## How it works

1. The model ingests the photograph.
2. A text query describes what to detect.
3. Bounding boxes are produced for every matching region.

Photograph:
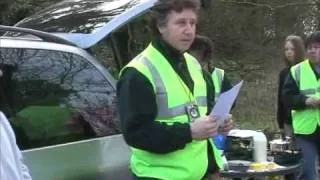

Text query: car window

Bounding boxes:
[0,48,119,150]
[90,39,120,79]
[90,11,153,78]
[126,13,153,58]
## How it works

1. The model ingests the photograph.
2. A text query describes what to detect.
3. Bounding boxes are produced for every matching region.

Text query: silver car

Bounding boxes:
[0,0,157,179]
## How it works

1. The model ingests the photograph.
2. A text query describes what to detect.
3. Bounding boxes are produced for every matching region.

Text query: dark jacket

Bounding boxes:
[277,67,292,129]
[117,37,218,179]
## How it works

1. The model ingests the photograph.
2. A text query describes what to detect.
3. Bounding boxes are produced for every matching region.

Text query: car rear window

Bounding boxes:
[15,0,141,34]
[0,48,120,150]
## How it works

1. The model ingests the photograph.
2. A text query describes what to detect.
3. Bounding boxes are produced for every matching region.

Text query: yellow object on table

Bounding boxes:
[249,162,283,172]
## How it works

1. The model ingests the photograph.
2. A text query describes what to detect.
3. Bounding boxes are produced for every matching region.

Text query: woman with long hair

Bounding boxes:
[277,35,305,137]
[277,35,305,180]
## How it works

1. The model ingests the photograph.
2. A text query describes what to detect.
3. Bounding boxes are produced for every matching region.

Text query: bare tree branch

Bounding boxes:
[219,0,320,10]
[276,2,320,9]
[218,0,273,10]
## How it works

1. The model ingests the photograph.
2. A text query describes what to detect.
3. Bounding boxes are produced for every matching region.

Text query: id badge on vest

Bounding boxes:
[185,104,200,122]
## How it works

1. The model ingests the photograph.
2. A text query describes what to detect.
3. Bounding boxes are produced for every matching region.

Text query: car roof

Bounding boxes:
[0,25,77,47]
[0,36,117,90]
[15,0,157,49]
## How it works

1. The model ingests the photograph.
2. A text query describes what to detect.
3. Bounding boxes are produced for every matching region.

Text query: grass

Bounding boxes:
[216,56,284,132]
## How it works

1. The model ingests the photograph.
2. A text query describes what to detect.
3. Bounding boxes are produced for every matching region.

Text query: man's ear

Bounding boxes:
[157,24,165,35]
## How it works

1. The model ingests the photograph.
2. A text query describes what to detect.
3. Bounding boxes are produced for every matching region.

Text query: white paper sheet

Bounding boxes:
[210,80,243,126]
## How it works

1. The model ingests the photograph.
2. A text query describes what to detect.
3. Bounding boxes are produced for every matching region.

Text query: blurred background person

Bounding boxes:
[189,35,236,159]
[189,35,234,104]
[282,31,320,180]
[277,35,305,180]
[277,35,305,139]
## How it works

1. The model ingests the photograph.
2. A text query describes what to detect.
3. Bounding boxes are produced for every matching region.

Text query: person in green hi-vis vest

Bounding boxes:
[188,35,236,168]
[282,32,320,180]
[117,0,234,179]
[188,35,234,106]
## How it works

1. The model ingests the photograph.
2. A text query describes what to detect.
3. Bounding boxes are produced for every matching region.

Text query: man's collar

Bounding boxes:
[151,37,185,66]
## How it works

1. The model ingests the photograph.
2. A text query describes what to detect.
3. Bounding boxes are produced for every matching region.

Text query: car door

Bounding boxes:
[0,39,132,180]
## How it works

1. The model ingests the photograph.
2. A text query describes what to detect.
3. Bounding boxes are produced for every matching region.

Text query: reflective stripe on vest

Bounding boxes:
[121,44,222,180]
[139,57,207,119]
[211,68,225,102]
[290,59,320,135]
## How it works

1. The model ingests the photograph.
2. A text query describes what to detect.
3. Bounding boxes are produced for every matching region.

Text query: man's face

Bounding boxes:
[307,42,320,64]
[158,9,197,52]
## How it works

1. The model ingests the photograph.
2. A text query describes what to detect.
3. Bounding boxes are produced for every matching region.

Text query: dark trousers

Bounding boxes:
[296,137,320,180]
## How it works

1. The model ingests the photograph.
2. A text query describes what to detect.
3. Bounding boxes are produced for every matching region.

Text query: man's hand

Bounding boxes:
[305,97,320,108]
[190,116,218,140]
[218,114,234,135]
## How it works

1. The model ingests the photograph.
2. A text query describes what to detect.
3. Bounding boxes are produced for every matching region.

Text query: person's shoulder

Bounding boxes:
[286,60,307,76]
[119,67,144,82]
[212,67,224,72]
[184,52,199,63]
[184,52,202,69]
[292,59,307,69]
[0,111,16,144]
[124,53,145,67]
[279,67,290,75]
[119,53,146,78]
[0,112,10,129]
[211,67,225,76]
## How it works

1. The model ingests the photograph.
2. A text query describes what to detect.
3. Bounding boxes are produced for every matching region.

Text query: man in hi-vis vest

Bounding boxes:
[117,0,234,179]
[282,32,320,180]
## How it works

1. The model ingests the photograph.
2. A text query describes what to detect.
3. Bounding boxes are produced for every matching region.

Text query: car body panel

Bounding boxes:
[0,37,130,179]
[23,134,132,180]
[1,0,160,179]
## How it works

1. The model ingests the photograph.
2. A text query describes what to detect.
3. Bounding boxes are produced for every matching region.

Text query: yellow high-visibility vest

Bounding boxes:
[211,67,225,102]
[290,59,320,134]
[120,44,223,180]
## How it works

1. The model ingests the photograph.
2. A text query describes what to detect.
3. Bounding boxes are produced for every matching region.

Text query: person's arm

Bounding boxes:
[221,73,237,109]
[276,70,286,129]
[202,69,215,114]
[282,72,308,110]
[19,151,32,180]
[221,74,233,93]
[0,112,32,180]
[117,68,192,154]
